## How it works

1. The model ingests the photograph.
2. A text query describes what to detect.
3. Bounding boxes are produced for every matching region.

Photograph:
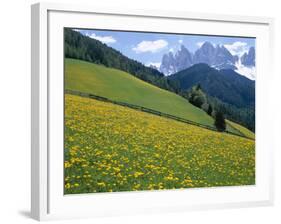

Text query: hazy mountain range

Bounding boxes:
[159,42,256,80]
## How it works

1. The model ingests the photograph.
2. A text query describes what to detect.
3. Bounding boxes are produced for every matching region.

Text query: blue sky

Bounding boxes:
[74,28,255,68]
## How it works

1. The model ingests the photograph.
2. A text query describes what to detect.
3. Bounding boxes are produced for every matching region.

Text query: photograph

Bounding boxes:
[63,28,255,195]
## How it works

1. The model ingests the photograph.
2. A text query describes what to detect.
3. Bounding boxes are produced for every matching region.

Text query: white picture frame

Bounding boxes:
[31,2,275,221]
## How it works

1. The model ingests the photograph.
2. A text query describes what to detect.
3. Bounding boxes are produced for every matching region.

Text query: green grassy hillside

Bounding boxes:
[226,120,255,139]
[65,58,215,127]
[64,94,255,194]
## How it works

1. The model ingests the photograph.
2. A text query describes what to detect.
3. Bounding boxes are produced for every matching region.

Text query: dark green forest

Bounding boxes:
[169,64,255,131]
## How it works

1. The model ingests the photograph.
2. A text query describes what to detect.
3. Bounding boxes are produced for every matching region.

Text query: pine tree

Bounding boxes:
[214,111,226,132]
[207,104,213,116]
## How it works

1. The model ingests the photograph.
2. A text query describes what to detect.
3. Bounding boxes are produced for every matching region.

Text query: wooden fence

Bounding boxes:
[65,89,253,140]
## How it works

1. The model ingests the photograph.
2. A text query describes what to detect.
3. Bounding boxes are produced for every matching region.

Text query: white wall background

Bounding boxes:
[0,0,279,223]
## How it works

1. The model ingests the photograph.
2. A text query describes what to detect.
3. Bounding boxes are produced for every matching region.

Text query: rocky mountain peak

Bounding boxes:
[241,47,255,67]
[159,42,255,80]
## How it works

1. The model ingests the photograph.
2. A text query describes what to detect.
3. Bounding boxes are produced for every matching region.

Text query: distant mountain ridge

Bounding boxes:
[160,45,193,75]
[160,42,256,79]
[168,63,255,130]
[193,42,237,70]
[168,63,255,108]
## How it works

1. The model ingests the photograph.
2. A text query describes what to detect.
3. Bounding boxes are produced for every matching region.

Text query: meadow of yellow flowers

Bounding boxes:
[64,94,255,194]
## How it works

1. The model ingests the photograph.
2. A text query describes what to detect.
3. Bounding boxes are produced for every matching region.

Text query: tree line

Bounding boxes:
[181,84,228,132]
[180,84,255,132]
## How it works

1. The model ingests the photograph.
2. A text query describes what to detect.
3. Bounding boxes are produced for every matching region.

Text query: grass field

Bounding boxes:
[226,120,255,139]
[65,58,215,127]
[64,94,255,194]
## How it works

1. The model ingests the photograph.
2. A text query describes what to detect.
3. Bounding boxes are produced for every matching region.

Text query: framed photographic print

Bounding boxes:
[31,2,274,221]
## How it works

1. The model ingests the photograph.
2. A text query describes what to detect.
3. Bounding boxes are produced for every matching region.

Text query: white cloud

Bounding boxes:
[132,39,168,53]
[145,62,161,69]
[85,32,116,44]
[224,41,249,57]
